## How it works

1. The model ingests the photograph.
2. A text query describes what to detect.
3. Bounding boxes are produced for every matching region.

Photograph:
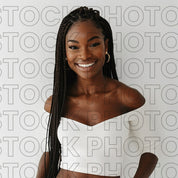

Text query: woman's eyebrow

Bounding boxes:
[87,36,101,42]
[67,39,79,43]
[67,36,102,43]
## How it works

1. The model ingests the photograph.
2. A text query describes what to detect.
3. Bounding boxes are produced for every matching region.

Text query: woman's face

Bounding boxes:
[65,20,108,80]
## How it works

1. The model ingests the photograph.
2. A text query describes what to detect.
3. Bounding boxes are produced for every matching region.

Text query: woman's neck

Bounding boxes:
[73,74,108,96]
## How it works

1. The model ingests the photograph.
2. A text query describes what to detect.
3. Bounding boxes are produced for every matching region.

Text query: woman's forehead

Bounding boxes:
[66,21,104,40]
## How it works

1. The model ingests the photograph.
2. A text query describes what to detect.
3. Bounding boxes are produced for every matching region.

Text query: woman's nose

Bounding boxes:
[79,47,90,60]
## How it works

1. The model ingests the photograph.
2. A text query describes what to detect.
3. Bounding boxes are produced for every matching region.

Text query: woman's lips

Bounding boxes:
[75,61,96,71]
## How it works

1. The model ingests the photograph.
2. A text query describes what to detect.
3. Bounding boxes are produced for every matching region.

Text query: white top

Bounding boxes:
[57,105,145,177]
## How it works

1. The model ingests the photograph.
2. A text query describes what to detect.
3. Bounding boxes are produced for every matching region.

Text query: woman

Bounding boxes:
[36,6,158,178]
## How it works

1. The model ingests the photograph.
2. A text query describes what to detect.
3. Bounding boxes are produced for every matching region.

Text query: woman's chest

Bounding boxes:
[62,94,127,126]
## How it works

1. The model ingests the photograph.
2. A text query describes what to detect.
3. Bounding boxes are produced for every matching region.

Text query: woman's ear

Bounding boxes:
[104,38,109,52]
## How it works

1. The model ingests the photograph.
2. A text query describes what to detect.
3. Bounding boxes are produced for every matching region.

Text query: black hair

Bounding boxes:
[45,6,118,178]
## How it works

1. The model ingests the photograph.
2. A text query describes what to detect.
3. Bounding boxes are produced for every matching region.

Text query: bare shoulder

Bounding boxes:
[44,95,53,113]
[107,79,145,110]
[117,81,145,109]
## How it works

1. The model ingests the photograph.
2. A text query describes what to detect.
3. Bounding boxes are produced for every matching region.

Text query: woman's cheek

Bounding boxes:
[66,51,78,61]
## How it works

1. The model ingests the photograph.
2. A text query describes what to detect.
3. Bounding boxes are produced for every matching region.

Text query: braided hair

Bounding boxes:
[45,6,118,178]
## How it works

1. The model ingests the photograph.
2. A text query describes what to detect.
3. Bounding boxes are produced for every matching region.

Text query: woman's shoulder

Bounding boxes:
[107,78,145,110]
[44,95,53,113]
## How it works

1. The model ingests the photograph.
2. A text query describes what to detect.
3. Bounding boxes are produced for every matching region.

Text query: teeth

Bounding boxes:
[78,62,95,67]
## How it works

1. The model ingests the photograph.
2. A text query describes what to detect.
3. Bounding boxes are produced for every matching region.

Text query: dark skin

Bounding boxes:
[36,20,158,178]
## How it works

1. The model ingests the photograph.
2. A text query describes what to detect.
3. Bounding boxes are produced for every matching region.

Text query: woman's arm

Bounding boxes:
[36,96,52,177]
[119,86,158,177]
[134,152,158,178]
[36,152,49,178]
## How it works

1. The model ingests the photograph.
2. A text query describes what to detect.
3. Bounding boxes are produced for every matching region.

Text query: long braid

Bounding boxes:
[45,6,119,178]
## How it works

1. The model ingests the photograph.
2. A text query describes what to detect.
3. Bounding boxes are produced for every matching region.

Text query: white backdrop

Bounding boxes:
[0,0,178,177]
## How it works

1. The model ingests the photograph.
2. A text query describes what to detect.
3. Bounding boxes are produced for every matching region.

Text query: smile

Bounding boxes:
[77,62,95,68]
[75,61,96,71]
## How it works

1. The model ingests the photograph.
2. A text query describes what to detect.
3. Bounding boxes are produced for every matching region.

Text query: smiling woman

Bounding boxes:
[36,6,158,178]
[65,20,108,79]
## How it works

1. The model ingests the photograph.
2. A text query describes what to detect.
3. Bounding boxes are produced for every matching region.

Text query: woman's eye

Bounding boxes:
[90,42,100,47]
[69,46,78,50]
